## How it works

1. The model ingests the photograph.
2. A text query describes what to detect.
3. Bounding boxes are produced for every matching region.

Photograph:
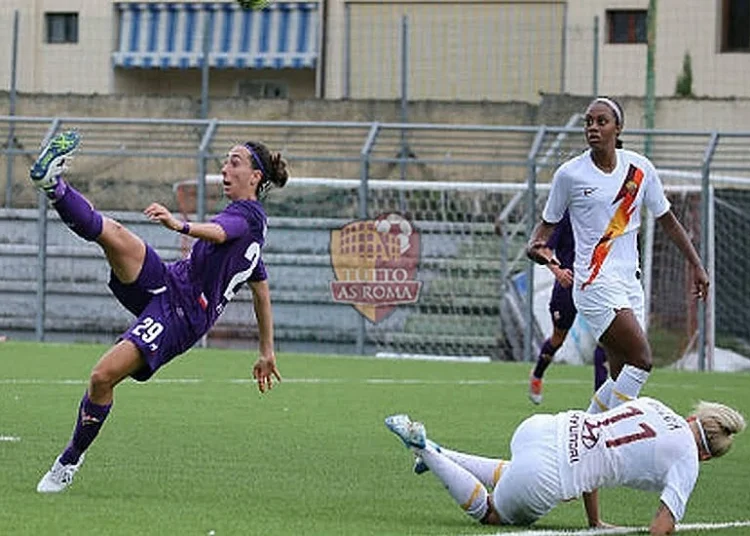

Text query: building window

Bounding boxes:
[722,0,750,51]
[45,13,78,44]
[238,81,289,99]
[606,10,647,44]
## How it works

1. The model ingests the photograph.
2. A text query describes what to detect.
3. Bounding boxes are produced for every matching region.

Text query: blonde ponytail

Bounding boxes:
[693,401,746,458]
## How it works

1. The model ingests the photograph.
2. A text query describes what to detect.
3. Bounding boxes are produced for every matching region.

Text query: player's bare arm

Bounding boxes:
[527,221,560,266]
[582,490,600,527]
[250,279,281,393]
[650,502,676,535]
[656,210,709,299]
[143,202,228,243]
[582,490,615,529]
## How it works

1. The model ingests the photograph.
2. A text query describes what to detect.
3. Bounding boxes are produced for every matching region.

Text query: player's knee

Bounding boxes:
[463,483,490,522]
[101,218,127,242]
[103,217,137,243]
[626,342,652,371]
[549,331,567,348]
[638,357,653,372]
[89,366,116,393]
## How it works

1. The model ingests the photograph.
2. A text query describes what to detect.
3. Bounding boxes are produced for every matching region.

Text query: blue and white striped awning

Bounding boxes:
[112,2,318,69]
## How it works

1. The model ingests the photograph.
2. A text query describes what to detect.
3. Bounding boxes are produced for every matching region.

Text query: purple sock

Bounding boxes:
[594,346,608,391]
[51,179,103,241]
[532,339,558,379]
[60,391,112,465]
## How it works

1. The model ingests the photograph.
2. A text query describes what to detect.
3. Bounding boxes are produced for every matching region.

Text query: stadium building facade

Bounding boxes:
[0,0,748,102]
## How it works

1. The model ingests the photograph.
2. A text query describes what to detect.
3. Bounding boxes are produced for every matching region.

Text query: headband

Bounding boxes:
[244,143,267,177]
[689,416,712,458]
[594,97,623,125]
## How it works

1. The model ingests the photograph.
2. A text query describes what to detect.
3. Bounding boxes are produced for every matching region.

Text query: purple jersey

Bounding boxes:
[174,200,268,328]
[109,200,269,382]
[546,210,574,270]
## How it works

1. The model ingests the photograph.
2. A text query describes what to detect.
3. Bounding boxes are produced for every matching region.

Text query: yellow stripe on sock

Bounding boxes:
[612,389,633,403]
[492,461,505,487]
[461,483,484,511]
[593,394,609,412]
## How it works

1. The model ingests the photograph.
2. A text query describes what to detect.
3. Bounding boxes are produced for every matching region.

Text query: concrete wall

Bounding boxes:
[7,91,750,132]
[113,69,317,100]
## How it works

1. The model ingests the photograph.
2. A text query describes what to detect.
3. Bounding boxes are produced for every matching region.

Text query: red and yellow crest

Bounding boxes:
[330,213,422,323]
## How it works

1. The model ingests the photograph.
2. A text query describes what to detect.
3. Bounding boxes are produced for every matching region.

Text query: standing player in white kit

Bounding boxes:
[527,97,709,415]
[385,397,744,534]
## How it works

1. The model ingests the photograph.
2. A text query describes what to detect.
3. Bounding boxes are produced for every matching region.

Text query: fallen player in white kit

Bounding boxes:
[385,397,744,535]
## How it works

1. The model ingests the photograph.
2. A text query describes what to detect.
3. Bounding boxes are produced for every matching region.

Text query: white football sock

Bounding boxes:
[419,446,489,521]
[610,364,649,408]
[587,377,614,414]
[437,446,507,489]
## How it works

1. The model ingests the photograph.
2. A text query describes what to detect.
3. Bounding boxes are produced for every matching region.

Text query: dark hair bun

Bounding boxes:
[269,152,289,188]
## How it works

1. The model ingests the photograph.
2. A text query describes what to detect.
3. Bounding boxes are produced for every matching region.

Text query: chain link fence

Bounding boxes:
[1,116,749,368]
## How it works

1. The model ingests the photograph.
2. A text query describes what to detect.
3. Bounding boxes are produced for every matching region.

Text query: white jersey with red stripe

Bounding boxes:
[557,397,699,521]
[542,149,670,290]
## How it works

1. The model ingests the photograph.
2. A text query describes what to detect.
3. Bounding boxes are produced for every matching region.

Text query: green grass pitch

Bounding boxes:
[0,341,748,535]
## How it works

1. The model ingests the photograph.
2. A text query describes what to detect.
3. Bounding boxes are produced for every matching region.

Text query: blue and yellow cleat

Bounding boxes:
[29,130,81,193]
[385,414,427,449]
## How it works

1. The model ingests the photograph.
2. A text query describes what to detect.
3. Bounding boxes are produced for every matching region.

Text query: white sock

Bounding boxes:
[419,446,489,521]
[610,364,650,408]
[587,378,614,414]
[437,446,507,490]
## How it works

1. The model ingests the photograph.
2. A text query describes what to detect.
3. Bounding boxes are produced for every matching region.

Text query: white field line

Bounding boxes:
[0,436,21,442]
[0,378,742,392]
[478,519,750,535]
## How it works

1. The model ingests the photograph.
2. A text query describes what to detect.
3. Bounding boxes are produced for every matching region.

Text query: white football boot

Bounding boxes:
[384,414,427,449]
[36,453,85,493]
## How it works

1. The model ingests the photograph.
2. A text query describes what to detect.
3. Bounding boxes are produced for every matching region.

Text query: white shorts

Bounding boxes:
[573,277,645,341]
[493,414,562,525]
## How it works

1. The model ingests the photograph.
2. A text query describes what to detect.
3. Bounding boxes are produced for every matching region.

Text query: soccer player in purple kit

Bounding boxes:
[529,210,608,404]
[29,130,288,493]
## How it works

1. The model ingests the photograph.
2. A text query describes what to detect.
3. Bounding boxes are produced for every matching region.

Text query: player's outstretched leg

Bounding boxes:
[29,130,103,242]
[384,415,491,522]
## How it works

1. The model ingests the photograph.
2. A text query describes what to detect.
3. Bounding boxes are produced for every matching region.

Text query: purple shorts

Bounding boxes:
[548,280,577,331]
[108,244,204,382]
